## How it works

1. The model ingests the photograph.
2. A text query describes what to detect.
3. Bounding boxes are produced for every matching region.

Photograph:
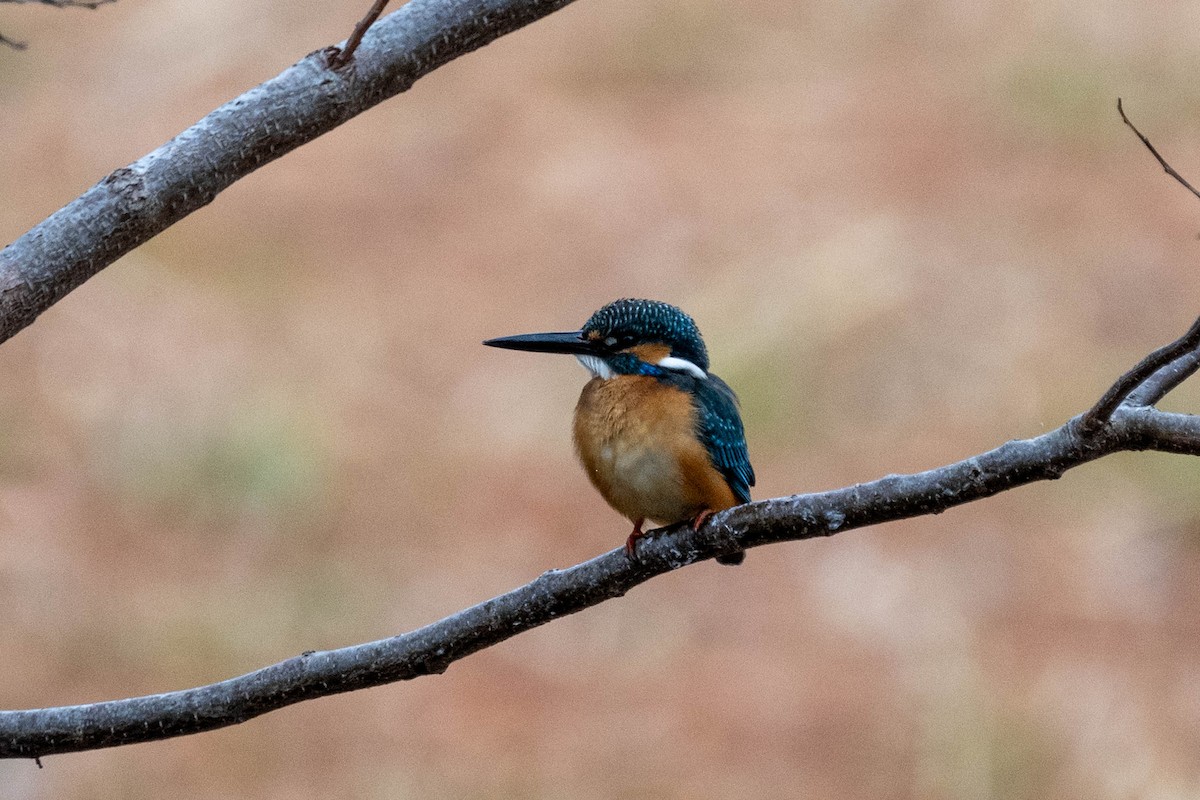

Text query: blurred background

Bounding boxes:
[2,0,1200,797]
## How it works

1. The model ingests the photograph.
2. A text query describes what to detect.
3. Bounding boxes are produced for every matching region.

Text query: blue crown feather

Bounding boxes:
[582,299,710,371]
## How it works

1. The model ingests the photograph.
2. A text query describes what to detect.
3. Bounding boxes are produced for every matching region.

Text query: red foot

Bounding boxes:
[624,518,646,559]
[691,509,715,531]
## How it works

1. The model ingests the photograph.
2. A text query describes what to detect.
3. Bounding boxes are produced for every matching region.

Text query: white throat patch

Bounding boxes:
[656,356,707,380]
[575,354,707,380]
[576,354,614,379]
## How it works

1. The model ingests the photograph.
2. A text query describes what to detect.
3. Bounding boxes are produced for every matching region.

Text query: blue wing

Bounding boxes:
[693,374,755,504]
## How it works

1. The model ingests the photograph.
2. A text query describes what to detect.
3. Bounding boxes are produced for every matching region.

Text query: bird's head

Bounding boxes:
[483,298,709,380]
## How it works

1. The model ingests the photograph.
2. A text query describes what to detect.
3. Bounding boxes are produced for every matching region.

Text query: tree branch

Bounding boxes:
[1077,101,1200,427]
[1117,98,1200,202]
[3,314,1200,759]
[1080,315,1200,432]
[1126,349,1200,408]
[0,0,579,344]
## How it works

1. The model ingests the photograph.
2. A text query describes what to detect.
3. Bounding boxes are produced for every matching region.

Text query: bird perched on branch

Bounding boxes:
[484,298,754,565]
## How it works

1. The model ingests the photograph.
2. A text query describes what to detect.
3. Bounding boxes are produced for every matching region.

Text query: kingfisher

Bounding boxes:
[484,298,754,566]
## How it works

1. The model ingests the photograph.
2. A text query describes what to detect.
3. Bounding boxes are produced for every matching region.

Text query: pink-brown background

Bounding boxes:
[2,0,1200,797]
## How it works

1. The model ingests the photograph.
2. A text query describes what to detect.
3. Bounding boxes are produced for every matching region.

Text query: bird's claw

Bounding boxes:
[624,533,640,560]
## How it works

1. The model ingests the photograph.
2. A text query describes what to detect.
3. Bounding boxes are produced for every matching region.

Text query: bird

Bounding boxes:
[483,298,754,566]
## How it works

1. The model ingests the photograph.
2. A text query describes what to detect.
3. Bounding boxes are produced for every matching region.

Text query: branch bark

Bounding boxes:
[2,315,1200,759]
[1080,314,1200,431]
[0,0,579,342]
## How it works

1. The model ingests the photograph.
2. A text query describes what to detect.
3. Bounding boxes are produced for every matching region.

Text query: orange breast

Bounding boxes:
[572,375,737,525]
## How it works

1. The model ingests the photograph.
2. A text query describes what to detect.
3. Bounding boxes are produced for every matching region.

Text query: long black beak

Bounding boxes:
[482,330,597,355]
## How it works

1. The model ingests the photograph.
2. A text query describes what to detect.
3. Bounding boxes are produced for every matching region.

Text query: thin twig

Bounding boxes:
[0,32,27,49]
[330,0,390,68]
[1080,315,1200,433]
[1117,97,1200,201]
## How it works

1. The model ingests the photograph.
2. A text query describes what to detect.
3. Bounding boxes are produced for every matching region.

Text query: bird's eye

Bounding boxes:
[604,336,618,347]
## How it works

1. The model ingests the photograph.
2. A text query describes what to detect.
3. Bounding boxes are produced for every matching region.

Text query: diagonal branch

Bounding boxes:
[1080,314,1200,432]
[0,0,579,344]
[1117,98,1200,202]
[1072,103,1200,431]
[1126,349,1200,408]
[3,317,1200,759]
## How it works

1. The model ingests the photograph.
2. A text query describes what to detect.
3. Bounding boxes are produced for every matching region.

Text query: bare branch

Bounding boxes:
[1126,349,1200,408]
[1117,97,1200,202]
[0,0,579,345]
[3,317,1200,758]
[1082,102,1200,418]
[1091,101,1200,405]
[1080,315,1200,433]
[329,0,390,69]
[1120,407,1200,455]
[0,31,27,49]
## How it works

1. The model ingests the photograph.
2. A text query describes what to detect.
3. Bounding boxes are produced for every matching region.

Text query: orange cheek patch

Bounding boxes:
[626,343,671,364]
